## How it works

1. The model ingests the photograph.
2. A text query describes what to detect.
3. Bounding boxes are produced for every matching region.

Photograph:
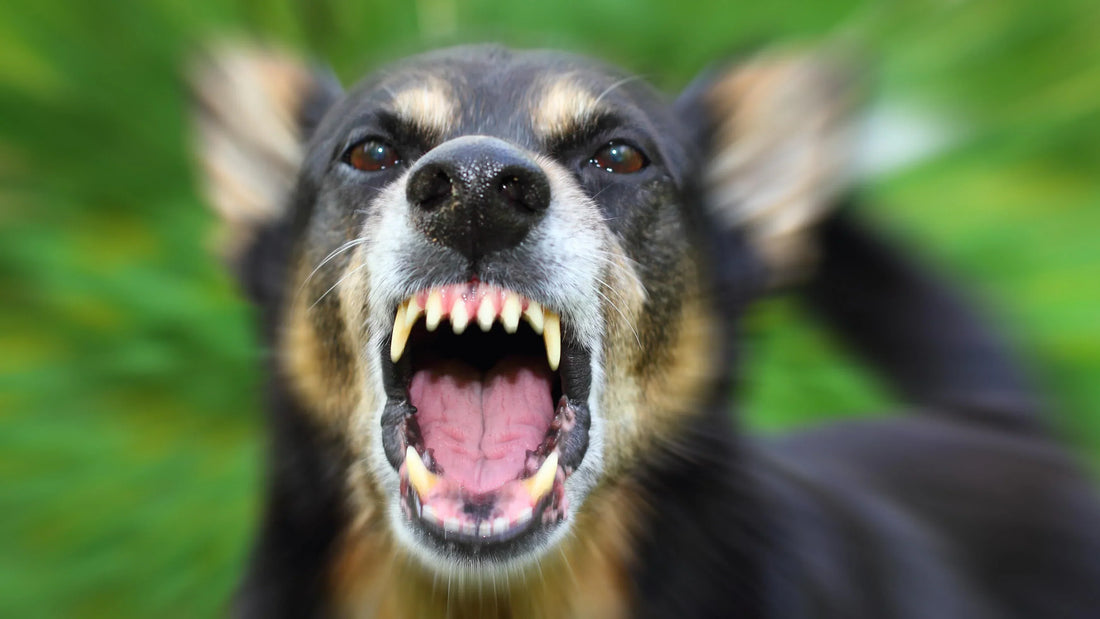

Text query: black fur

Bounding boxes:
[803,209,1043,431]
[234,377,348,618]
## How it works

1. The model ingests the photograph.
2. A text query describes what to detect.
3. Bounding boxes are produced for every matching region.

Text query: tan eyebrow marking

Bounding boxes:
[532,75,603,139]
[390,78,456,135]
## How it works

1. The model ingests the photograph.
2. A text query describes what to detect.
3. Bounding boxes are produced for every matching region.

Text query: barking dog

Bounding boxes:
[191,44,1100,618]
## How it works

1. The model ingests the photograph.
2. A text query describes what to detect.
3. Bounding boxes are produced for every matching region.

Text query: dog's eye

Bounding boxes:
[345,139,402,172]
[588,142,648,174]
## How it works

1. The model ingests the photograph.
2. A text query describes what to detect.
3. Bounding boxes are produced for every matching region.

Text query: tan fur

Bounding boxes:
[600,265,722,477]
[531,76,603,140]
[391,79,458,137]
[703,49,857,286]
[281,255,367,429]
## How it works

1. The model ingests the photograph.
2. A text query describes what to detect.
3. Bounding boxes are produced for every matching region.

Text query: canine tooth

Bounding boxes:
[524,451,558,502]
[391,302,412,363]
[444,518,460,533]
[479,522,492,537]
[422,505,438,524]
[425,290,444,331]
[404,296,422,330]
[477,295,495,331]
[492,517,508,535]
[517,507,532,524]
[523,301,544,334]
[450,299,469,334]
[543,310,561,371]
[405,446,439,496]
[501,294,521,333]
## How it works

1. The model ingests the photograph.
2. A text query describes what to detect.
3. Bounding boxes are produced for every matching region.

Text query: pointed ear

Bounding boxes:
[188,42,342,261]
[676,47,861,287]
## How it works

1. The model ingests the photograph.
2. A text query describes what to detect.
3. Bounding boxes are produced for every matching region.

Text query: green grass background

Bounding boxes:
[1,0,1098,616]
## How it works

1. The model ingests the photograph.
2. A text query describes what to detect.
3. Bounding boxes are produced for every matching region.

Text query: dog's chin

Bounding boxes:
[376,282,597,569]
[385,473,597,576]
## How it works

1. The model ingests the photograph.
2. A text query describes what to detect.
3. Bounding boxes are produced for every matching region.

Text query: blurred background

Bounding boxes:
[1,0,1098,615]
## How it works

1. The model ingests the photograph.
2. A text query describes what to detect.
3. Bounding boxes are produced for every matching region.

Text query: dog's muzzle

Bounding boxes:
[379,135,597,562]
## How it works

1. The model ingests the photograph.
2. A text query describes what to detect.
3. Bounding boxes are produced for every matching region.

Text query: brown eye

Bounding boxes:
[589,141,648,174]
[346,139,401,171]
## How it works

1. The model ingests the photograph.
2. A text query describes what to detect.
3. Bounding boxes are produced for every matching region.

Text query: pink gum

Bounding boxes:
[412,283,532,317]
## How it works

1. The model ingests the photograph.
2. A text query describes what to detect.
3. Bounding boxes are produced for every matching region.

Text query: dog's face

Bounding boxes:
[292,46,713,571]
[193,43,851,579]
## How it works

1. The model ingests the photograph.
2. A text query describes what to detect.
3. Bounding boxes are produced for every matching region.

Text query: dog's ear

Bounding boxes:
[189,43,342,262]
[676,47,860,287]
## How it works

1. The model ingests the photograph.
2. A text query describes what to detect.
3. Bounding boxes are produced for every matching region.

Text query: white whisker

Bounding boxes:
[296,237,369,297]
[594,282,642,349]
[310,261,369,309]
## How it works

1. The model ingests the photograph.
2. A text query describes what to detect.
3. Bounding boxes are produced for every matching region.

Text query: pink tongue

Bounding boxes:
[409,355,554,494]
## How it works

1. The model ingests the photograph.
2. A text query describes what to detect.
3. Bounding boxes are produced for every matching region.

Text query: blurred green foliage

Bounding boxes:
[1,0,1098,616]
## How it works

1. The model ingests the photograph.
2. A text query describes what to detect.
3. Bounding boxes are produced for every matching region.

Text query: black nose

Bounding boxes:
[406,136,550,262]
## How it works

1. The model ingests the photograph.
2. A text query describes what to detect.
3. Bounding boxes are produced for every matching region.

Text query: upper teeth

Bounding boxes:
[390,286,562,370]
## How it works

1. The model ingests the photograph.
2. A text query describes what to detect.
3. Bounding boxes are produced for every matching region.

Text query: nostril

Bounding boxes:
[499,175,524,204]
[407,165,454,211]
[496,167,550,213]
[420,170,453,210]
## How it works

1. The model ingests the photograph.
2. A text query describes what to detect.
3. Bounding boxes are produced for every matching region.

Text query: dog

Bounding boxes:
[190,43,1100,618]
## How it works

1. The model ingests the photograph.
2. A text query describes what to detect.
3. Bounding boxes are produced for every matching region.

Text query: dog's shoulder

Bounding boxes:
[753,417,1100,619]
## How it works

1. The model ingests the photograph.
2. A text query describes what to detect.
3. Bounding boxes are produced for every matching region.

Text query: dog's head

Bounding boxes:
[192,43,853,577]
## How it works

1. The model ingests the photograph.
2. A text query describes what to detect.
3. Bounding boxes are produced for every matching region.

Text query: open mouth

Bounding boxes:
[382,282,591,554]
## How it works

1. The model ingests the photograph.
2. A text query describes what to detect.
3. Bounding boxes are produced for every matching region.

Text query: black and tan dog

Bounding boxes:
[191,44,1100,618]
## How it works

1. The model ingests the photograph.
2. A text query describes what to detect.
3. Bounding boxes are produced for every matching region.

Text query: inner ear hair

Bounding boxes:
[690,47,861,288]
[188,42,341,262]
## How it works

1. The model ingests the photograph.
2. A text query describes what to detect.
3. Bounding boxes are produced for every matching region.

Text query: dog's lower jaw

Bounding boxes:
[237,379,758,619]
[326,417,761,619]
[328,479,644,619]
